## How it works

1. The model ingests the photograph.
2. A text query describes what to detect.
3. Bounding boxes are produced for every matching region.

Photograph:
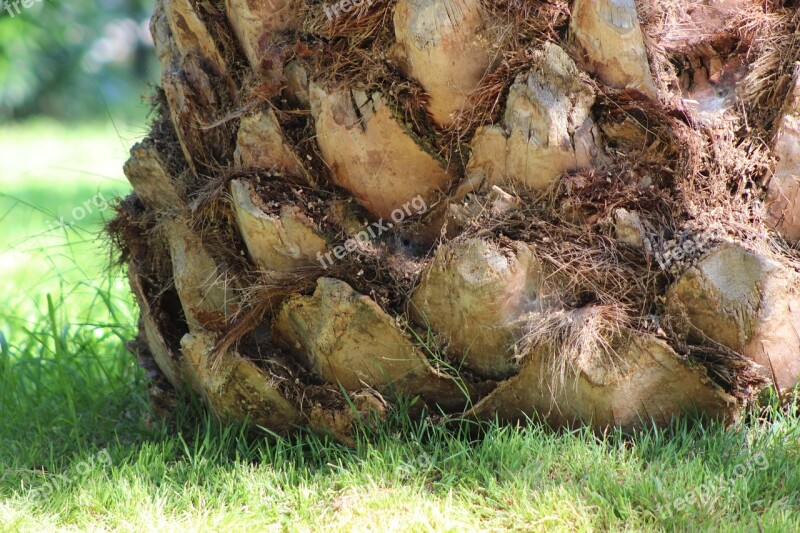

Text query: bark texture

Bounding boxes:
[112,0,800,441]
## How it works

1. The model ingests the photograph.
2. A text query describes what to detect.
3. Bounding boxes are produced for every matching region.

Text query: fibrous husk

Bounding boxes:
[441,184,522,238]
[151,0,231,83]
[569,0,657,98]
[166,214,238,331]
[273,277,486,411]
[392,0,494,126]
[410,239,545,380]
[642,0,759,123]
[467,333,737,431]
[652,0,762,51]
[161,63,222,175]
[229,178,327,272]
[284,60,310,107]
[180,331,303,433]
[614,208,646,248]
[151,0,235,174]
[667,244,800,394]
[128,263,184,391]
[309,82,453,219]
[233,109,312,184]
[766,64,800,242]
[466,43,600,191]
[223,0,301,71]
[123,138,185,212]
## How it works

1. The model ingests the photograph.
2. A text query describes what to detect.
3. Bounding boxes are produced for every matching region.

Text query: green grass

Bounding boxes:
[1,121,799,532]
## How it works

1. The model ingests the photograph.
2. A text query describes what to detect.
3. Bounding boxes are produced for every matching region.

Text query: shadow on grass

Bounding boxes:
[2,289,798,530]
[0,226,798,530]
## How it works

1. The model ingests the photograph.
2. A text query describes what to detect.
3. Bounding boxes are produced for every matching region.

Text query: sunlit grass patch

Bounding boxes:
[0,122,798,531]
[0,119,134,324]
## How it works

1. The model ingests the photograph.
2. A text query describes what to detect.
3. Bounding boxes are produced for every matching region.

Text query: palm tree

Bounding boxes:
[112,0,800,439]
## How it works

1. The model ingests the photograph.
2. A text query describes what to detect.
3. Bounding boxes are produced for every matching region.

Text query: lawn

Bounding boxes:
[1,121,799,532]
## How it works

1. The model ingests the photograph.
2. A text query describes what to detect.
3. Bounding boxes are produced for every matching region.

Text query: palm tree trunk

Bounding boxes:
[110,0,800,440]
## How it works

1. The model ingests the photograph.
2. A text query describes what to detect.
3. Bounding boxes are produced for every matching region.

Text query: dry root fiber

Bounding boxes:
[110,0,800,442]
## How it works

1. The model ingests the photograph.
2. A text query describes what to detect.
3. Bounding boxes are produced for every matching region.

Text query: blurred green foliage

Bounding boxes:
[0,0,158,122]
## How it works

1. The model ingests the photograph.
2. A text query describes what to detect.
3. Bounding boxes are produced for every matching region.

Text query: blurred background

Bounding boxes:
[1,1,160,459]
[1,0,157,298]
[1,0,156,121]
